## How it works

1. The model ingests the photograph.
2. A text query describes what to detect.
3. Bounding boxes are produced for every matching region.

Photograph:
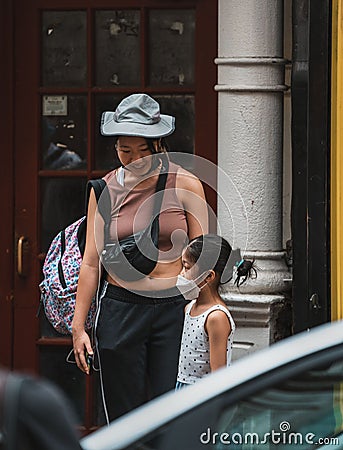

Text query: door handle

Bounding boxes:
[17,236,29,277]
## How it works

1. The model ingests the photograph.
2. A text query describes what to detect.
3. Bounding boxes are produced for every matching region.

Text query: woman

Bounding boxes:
[71,93,208,422]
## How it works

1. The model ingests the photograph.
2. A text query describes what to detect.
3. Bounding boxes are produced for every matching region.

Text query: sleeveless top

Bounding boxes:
[103,161,188,262]
[177,300,236,384]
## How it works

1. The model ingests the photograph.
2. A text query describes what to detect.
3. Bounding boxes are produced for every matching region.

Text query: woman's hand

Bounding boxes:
[72,329,93,375]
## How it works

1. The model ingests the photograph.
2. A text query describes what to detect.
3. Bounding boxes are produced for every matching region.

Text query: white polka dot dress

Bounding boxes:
[177,300,235,384]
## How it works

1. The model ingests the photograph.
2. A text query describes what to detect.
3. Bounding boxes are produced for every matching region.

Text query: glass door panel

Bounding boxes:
[149,9,195,86]
[40,177,87,260]
[41,10,87,87]
[41,95,88,170]
[95,10,141,87]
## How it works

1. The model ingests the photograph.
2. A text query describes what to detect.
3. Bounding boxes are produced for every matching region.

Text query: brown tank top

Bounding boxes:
[103,161,188,262]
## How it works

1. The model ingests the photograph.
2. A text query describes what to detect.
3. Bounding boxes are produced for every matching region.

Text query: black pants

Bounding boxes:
[95,282,186,422]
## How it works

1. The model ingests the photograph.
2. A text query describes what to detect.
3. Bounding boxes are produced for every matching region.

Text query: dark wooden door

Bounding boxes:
[0,0,15,370]
[291,0,331,332]
[5,0,218,433]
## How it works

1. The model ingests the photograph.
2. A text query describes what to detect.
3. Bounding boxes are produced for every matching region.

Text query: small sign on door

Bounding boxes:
[42,95,68,116]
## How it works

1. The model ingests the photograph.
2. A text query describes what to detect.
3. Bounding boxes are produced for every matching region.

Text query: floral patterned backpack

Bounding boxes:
[39,179,106,334]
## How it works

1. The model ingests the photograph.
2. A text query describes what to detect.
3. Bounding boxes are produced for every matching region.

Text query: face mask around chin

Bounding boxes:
[176,273,207,300]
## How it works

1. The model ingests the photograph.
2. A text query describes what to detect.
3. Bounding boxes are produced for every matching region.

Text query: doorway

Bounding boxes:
[1,0,218,433]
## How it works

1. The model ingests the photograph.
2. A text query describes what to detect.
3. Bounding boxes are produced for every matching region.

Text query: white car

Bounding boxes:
[81,320,343,450]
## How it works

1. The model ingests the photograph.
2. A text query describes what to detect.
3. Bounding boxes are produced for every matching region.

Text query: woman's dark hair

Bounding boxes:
[185,234,256,286]
[114,137,169,154]
[146,138,169,153]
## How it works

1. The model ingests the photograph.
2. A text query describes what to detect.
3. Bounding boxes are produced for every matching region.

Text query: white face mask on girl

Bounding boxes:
[176,274,207,300]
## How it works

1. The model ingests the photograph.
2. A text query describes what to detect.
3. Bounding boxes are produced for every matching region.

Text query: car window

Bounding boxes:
[124,358,343,450]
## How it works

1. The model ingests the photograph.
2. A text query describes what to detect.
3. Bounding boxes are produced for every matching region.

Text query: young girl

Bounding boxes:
[175,234,254,388]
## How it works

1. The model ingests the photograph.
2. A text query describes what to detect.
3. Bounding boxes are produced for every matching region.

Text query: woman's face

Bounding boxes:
[116,136,154,175]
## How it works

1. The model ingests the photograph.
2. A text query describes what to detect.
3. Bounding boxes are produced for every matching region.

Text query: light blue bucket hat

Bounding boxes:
[100,93,175,138]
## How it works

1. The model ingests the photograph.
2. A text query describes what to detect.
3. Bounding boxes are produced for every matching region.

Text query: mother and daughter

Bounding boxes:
[71,93,254,423]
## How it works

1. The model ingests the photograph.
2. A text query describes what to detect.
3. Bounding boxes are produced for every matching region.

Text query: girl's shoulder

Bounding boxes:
[205,304,235,329]
[204,303,228,316]
[185,300,196,314]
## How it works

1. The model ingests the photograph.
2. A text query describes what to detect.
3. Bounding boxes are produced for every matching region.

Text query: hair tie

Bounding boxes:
[219,248,242,284]
[236,259,245,269]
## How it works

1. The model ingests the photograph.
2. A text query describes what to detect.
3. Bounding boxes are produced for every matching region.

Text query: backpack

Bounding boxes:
[39,179,106,335]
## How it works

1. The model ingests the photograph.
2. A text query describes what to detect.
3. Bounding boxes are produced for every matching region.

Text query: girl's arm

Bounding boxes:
[72,189,102,374]
[205,310,232,372]
[176,168,209,239]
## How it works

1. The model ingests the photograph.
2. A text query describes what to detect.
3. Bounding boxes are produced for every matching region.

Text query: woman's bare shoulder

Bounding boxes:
[174,165,203,192]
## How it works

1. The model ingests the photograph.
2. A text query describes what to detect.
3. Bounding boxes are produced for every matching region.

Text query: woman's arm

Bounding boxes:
[176,168,209,239]
[205,310,231,372]
[72,189,102,374]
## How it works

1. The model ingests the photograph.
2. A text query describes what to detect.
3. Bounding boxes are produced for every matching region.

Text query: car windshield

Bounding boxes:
[123,358,343,450]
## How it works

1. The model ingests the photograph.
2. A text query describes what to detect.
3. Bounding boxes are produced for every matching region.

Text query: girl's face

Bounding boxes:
[180,249,200,281]
[116,136,154,175]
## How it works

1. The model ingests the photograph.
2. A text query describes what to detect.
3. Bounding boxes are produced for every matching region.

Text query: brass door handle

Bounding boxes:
[17,236,28,277]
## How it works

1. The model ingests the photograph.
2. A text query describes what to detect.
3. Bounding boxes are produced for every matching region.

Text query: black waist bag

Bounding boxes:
[101,156,169,282]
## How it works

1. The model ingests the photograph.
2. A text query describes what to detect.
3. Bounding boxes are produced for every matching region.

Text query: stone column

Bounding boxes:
[215,0,292,359]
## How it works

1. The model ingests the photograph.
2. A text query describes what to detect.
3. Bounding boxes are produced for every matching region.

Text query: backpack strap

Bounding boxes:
[85,179,106,215]
[86,179,111,244]
[77,179,108,256]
